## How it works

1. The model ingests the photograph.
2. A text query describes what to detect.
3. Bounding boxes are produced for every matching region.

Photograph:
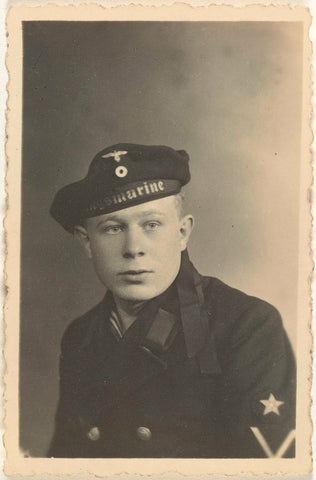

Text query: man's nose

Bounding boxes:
[122,227,145,259]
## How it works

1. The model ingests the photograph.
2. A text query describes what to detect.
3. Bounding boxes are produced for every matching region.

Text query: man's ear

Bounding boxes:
[179,214,194,251]
[74,225,92,259]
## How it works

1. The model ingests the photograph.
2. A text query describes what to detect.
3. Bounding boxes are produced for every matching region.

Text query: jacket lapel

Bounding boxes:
[176,250,222,375]
[76,291,176,427]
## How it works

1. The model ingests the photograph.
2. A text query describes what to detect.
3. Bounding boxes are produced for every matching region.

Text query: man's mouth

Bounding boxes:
[118,270,154,284]
[118,270,153,276]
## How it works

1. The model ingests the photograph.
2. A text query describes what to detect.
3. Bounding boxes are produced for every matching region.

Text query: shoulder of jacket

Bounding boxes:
[198,276,289,369]
[201,275,282,335]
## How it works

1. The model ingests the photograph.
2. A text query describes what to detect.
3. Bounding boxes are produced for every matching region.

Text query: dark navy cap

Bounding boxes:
[50,143,191,233]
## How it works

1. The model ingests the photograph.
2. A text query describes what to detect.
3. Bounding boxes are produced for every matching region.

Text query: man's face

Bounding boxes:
[75,196,193,302]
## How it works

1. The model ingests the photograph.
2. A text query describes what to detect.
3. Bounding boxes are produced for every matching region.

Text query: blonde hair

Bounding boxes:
[173,191,185,219]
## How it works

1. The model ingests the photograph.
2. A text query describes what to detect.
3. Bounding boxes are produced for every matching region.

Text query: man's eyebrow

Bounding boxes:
[95,210,166,227]
[138,209,166,217]
[95,215,124,227]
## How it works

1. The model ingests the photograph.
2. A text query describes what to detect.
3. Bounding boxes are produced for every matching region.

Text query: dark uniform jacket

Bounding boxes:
[48,251,296,458]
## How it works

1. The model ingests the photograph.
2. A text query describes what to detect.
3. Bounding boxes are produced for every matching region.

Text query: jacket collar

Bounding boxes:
[98,250,220,374]
[107,250,207,359]
[175,249,206,359]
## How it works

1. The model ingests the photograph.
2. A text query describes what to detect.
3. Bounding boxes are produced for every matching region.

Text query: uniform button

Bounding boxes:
[136,426,152,441]
[87,426,100,441]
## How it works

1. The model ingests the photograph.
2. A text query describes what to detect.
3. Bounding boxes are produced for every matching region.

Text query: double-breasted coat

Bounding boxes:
[48,252,296,458]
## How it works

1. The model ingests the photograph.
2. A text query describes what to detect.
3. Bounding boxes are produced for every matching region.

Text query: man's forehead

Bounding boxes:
[87,196,178,224]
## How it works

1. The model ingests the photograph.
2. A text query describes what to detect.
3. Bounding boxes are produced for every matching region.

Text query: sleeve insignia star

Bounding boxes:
[260,393,284,415]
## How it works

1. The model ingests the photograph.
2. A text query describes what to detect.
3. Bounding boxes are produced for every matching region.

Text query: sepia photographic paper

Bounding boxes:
[4,3,313,477]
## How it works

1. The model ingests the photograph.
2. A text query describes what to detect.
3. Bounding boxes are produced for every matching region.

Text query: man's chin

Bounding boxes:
[112,284,166,303]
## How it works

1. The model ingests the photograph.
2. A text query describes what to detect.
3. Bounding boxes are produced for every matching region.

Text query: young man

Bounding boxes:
[49,143,296,458]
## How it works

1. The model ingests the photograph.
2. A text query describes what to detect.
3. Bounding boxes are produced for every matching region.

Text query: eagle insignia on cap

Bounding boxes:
[102,150,129,177]
[102,150,128,162]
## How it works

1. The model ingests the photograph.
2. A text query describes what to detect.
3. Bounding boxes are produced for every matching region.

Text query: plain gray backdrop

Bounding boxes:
[20,21,302,456]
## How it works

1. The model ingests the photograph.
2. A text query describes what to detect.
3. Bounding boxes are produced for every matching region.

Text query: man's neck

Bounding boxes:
[113,295,146,333]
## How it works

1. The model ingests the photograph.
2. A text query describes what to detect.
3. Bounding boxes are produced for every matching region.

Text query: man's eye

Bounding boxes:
[144,222,160,231]
[103,225,123,234]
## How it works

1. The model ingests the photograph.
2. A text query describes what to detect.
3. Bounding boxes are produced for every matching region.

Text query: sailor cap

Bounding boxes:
[50,143,191,232]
